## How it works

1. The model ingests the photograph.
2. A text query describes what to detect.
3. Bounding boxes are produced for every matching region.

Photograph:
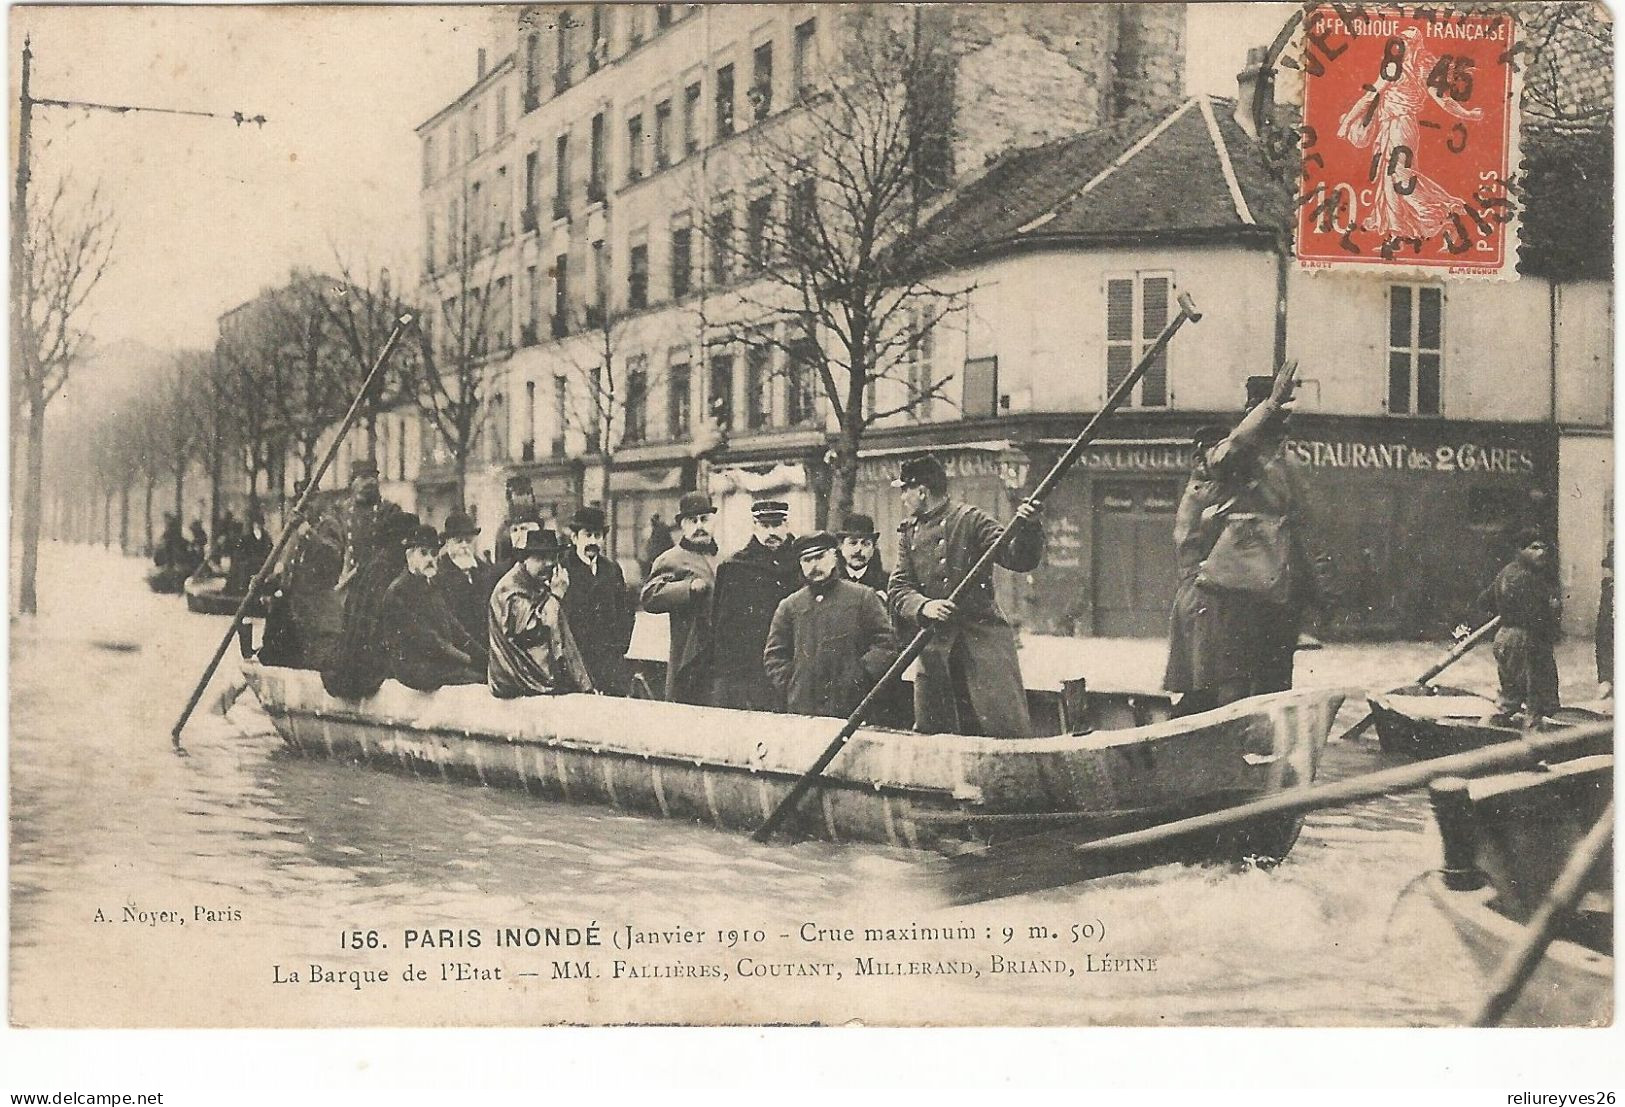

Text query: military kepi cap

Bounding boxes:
[570,504,608,532]
[794,531,838,559]
[751,498,790,522]
[838,513,879,539]
[892,454,946,488]
[676,491,717,520]
[349,459,380,481]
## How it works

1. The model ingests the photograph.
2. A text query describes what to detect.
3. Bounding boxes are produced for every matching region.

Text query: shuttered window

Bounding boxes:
[1104,272,1172,407]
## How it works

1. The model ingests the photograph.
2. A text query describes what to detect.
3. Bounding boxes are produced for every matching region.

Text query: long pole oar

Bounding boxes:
[170,312,416,749]
[942,722,1612,902]
[1473,799,1613,1026]
[1336,616,1502,743]
[752,292,1205,843]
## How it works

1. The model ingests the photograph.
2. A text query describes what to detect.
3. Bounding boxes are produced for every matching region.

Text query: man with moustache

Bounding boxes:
[709,498,801,712]
[331,460,402,590]
[383,523,485,691]
[488,526,596,698]
[639,491,721,705]
[835,512,911,728]
[433,509,496,669]
[560,504,634,696]
[764,531,896,719]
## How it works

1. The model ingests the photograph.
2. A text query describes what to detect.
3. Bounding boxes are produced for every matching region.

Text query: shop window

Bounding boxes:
[1389,285,1443,415]
[1105,272,1171,407]
[962,356,998,419]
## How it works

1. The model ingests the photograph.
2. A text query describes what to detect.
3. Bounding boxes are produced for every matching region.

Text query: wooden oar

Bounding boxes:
[1336,615,1502,743]
[170,313,416,749]
[940,722,1612,903]
[1473,798,1614,1027]
[751,292,1206,843]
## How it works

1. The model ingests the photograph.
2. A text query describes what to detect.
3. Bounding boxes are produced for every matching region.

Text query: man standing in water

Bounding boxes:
[639,491,720,705]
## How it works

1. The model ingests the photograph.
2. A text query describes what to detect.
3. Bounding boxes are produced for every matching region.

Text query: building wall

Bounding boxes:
[1557,432,1613,638]
[1555,279,1612,428]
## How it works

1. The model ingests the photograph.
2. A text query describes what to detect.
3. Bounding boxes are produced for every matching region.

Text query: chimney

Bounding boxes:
[477,47,488,81]
[1233,45,1273,140]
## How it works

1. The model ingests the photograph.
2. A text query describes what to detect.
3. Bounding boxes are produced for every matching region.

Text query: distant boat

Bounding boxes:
[184,566,266,617]
[1369,684,1610,761]
[145,565,191,595]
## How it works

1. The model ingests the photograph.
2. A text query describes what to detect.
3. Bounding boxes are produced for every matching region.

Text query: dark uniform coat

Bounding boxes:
[764,579,896,718]
[638,542,718,705]
[320,544,405,700]
[1480,558,1562,717]
[434,552,497,667]
[889,500,1043,738]
[336,498,403,585]
[709,538,801,712]
[487,562,595,698]
[381,570,484,691]
[561,550,635,695]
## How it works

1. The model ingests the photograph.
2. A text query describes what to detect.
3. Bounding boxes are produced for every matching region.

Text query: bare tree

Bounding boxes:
[692,10,968,525]
[214,312,289,515]
[260,272,352,487]
[12,175,116,613]
[154,351,212,518]
[322,255,418,458]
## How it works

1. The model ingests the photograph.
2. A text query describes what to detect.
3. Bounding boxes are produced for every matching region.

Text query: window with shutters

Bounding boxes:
[1104,271,1172,407]
[709,350,735,429]
[1388,284,1443,415]
[962,356,997,419]
[624,357,648,445]
[668,360,692,440]
[715,64,735,138]
[745,344,771,429]
[907,306,935,421]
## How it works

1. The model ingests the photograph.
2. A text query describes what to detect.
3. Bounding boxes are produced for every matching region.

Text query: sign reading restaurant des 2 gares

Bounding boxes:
[1295,4,1521,277]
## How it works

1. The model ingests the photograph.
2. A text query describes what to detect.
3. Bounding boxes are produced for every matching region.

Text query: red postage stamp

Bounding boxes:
[1295,4,1522,277]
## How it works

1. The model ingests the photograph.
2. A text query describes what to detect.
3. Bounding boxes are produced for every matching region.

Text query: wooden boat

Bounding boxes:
[1369,684,1610,761]
[185,567,266,616]
[145,564,191,594]
[240,659,1346,852]
[1423,754,1613,1027]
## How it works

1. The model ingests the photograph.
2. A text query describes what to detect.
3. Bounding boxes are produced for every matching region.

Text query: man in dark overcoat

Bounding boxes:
[333,460,402,591]
[322,511,419,700]
[434,509,496,669]
[709,498,800,712]
[638,491,720,704]
[383,524,484,691]
[888,455,1044,738]
[838,512,911,728]
[561,504,634,695]
[764,531,897,719]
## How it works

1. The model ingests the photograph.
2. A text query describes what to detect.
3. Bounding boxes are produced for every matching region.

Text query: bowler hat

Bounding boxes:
[515,525,568,557]
[793,531,839,559]
[677,491,717,520]
[379,511,420,546]
[751,498,790,522]
[838,513,879,539]
[570,505,608,532]
[349,459,380,482]
[402,524,442,551]
[892,454,946,489]
[442,510,479,539]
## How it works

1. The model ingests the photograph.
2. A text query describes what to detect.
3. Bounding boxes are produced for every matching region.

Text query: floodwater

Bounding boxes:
[8,543,1598,1027]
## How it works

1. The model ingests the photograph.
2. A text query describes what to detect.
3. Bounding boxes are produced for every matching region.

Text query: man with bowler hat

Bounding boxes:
[495,475,542,573]
[889,454,1043,737]
[764,531,896,719]
[639,490,720,704]
[488,525,595,698]
[384,523,484,691]
[435,509,497,668]
[837,511,910,728]
[562,504,634,695]
[710,498,800,711]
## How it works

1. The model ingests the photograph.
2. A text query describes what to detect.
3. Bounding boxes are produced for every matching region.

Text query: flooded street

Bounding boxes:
[9,543,1593,1027]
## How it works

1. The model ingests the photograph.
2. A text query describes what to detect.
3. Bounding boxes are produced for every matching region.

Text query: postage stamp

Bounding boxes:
[1294,4,1523,277]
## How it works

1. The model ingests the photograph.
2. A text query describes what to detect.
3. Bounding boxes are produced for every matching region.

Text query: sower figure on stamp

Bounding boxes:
[561,505,634,696]
[838,512,911,729]
[888,454,1044,738]
[1164,361,1317,717]
[1479,528,1562,727]
[383,524,484,692]
[763,531,897,719]
[638,491,720,705]
[434,510,496,671]
[487,526,595,698]
[709,498,800,712]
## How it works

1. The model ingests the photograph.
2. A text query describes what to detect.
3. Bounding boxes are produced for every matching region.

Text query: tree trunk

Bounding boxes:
[18,398,47,614]
[143,478,156,555]
[828,421,862,532]
[454,450,468,512]
[119,482,131,554]
[208,435,223,535]
[173,465,186,518]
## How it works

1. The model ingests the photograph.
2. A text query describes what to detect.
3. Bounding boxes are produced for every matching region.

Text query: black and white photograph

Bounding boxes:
[4,0,1619,1084]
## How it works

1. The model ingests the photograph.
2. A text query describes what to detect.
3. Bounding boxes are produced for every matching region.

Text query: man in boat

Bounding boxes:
[709,498,801,712]
[560,504,634,696]
[334,459,403,591]
[889,454,1044,738]
[187,519,209,562]
[155,513,189,570]
[1163,361,1317,717]
[275,481,345,669]
[838,512,911,728]
[434,509,496,671]
[382,523,484,692]
[1479,528,1562,726]
[488,525,595,698]
[493,475,542,574]
[227,506,272,598]
[764,531,897,719]
[322,510,420,699]
[638,490,720,705]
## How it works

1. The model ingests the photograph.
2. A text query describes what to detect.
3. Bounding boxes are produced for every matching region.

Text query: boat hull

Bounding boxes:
[241,661,1344,852]
[1370,686,1610,761]
[185,573,265,616]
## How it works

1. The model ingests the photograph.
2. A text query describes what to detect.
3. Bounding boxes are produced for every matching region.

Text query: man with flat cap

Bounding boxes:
[639,490,721,704]
[889,454,1044,738]
[764,531,897,719]
[488,525,595,698]
[561,504,634,695]
[494,475,542,574]
[709,497,801,711]
[383,523,485,691]
[434,509,497,669]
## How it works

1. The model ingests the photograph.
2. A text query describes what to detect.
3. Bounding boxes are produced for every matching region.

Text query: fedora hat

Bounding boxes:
[442,510,479,539]
[515,525,568,557]
[569,504,608,532]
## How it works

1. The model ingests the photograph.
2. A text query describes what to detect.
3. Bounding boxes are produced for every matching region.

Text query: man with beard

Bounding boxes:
[837,511,910,728]
[334,460,402,591]
[708,498,800,712]
[561,504,634,695]
[889,454,1044,738]
[494,475,542,574]
[764,531,896,719]
[383,524,484,691]
[638,491,720,705]
[322,510,419,700]
[434,509,495,669]
[488,525,595,698]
